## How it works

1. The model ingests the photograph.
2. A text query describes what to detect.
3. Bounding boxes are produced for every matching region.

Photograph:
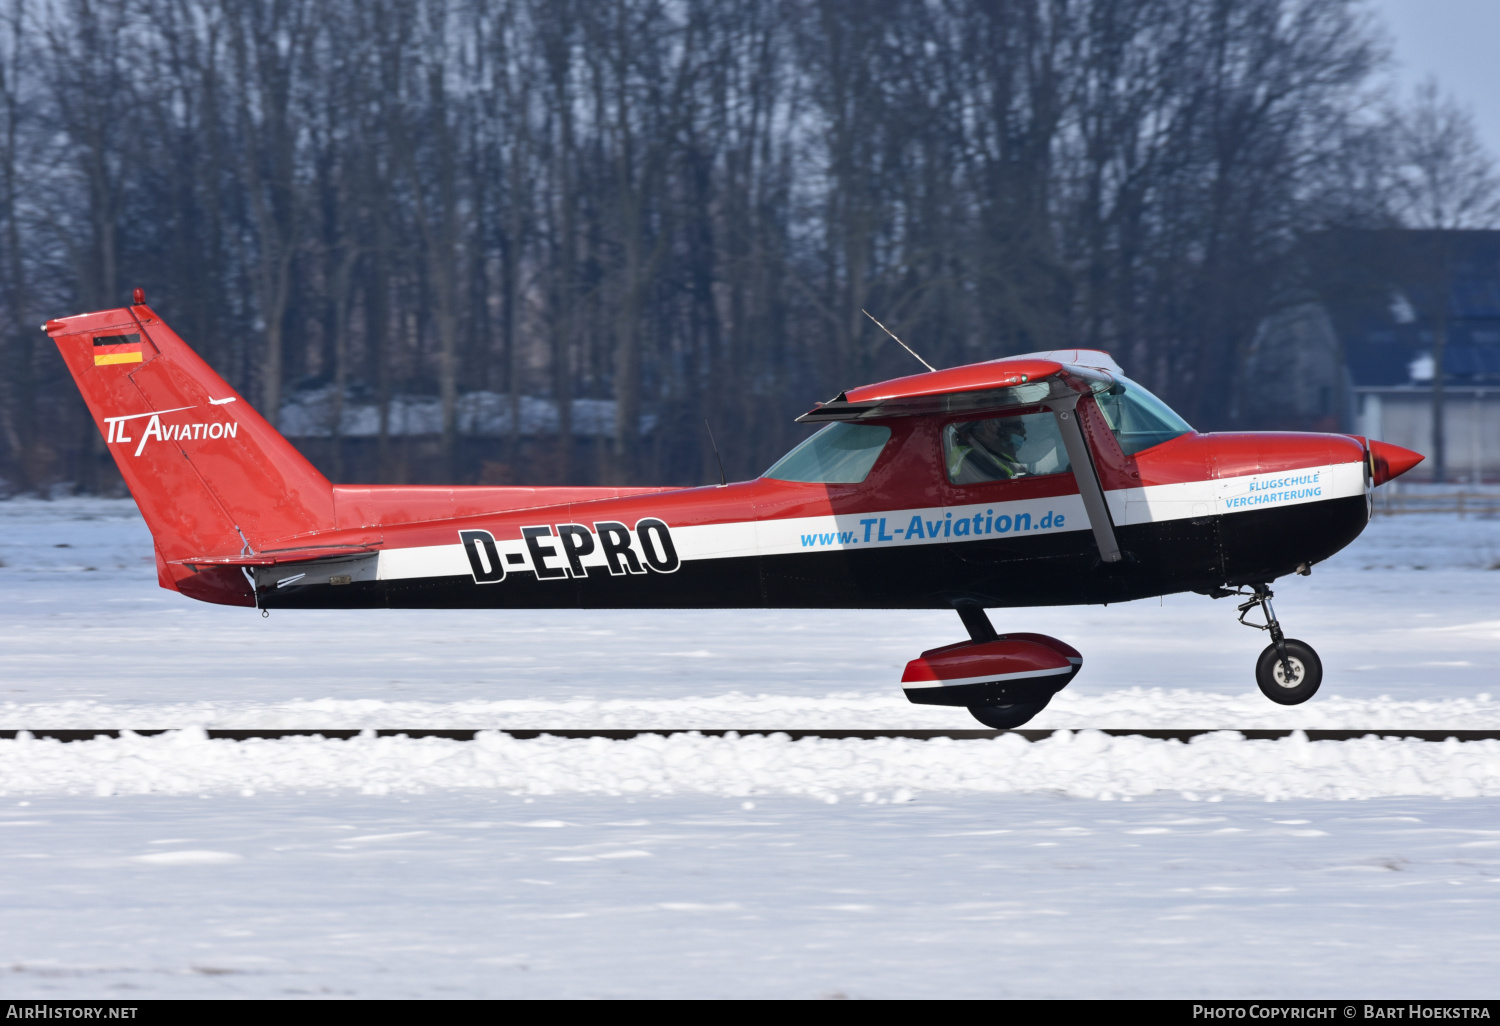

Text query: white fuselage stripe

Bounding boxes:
[1106,462,1365,526]
[901,664,1075,689]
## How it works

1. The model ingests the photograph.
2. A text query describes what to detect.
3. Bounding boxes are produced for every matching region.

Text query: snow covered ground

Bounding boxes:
[3,498,1498,731]
[1,497,1499,997]
[3,792,1499,999]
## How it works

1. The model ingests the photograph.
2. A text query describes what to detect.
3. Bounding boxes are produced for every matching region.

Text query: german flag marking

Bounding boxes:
[93,333,143,366]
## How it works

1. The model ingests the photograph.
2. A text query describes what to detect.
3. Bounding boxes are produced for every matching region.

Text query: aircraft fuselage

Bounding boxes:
[251,426,1371,613]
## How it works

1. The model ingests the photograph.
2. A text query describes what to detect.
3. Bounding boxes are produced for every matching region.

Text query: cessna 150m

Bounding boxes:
[47,292,1423,728]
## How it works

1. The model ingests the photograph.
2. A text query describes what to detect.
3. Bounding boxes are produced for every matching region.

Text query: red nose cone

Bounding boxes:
[1369,440,1424,485]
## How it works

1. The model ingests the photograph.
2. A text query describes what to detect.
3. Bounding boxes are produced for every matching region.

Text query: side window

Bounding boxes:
[944,411,1071,485]
[763,422,892,483]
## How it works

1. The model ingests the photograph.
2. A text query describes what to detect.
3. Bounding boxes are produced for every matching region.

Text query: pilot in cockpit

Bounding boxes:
[947,416,1028,484]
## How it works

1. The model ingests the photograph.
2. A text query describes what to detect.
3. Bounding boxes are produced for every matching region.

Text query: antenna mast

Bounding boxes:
[704,419,728,487]
[861,309,936,372]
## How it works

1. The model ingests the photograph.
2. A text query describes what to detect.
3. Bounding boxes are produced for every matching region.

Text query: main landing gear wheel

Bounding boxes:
[1255,638,1322,705]
[967,696,1051,730]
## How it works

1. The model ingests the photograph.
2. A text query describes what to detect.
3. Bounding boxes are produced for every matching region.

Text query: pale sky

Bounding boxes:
[1373,0,1500,158]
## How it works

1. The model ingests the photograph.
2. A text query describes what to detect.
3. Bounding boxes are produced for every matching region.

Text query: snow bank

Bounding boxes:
[2,729,1498,801]
[3,689,1497,730]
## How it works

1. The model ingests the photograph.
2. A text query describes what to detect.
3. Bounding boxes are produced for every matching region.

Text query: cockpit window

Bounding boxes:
[1093,376,1192,455]
[764,422,892,483]
[944,411,1071,485]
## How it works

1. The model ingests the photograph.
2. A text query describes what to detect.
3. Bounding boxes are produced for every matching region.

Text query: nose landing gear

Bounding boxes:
[1236,585,1323,705]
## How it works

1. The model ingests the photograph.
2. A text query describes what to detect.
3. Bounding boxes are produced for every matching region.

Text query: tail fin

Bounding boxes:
[46,299,334,605]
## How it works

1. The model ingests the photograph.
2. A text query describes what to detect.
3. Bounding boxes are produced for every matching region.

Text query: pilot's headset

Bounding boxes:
[989,416,1027,444]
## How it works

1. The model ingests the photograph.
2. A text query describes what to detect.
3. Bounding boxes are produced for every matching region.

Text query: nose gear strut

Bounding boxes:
[1228,584,1324,705]
[1238,585,1293,681]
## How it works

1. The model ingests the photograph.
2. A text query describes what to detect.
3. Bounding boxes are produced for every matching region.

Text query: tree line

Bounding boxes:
[0,0,1490,493]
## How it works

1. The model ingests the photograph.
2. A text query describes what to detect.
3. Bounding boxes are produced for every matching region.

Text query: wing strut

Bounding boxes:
[1051,394,1122,563]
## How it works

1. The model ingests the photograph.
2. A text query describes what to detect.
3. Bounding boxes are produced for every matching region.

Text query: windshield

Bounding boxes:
[1093,376,1192,455]
[764,422,892,483]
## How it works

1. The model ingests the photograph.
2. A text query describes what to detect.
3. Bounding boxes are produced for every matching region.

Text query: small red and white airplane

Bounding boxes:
[47,292,1423,727]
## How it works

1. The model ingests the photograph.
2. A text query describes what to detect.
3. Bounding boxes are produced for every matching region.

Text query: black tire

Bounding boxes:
[1255,639,1323,705]
[968,696,1051,729]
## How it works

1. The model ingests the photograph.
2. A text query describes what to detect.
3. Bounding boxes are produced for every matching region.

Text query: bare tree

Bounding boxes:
[224,0,313,429]
[34,0,144,491]
[0,0,31,490]
[1388,79,1500,231]
[0,0,1435,493]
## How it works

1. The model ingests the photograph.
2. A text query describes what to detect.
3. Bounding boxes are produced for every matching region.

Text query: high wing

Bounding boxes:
[796,350,1117,424]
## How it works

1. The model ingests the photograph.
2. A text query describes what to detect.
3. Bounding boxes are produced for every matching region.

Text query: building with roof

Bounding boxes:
[1242,229,1500,482]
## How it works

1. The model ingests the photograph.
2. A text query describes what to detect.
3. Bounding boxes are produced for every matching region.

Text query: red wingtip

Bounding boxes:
[1369,440,1424,485]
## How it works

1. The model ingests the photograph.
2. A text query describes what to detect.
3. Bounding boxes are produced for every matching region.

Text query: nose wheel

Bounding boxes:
[1236,585,1322,705]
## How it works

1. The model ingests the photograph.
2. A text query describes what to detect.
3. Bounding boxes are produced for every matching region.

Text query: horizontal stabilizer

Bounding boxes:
[173,544,380,569]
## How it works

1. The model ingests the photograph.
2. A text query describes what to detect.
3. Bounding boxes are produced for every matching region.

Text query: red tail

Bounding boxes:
[47,300,334,605]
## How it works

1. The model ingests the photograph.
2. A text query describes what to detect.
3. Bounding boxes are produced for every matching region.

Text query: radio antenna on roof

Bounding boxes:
[861,309,936,372]
[704,419,728,487]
